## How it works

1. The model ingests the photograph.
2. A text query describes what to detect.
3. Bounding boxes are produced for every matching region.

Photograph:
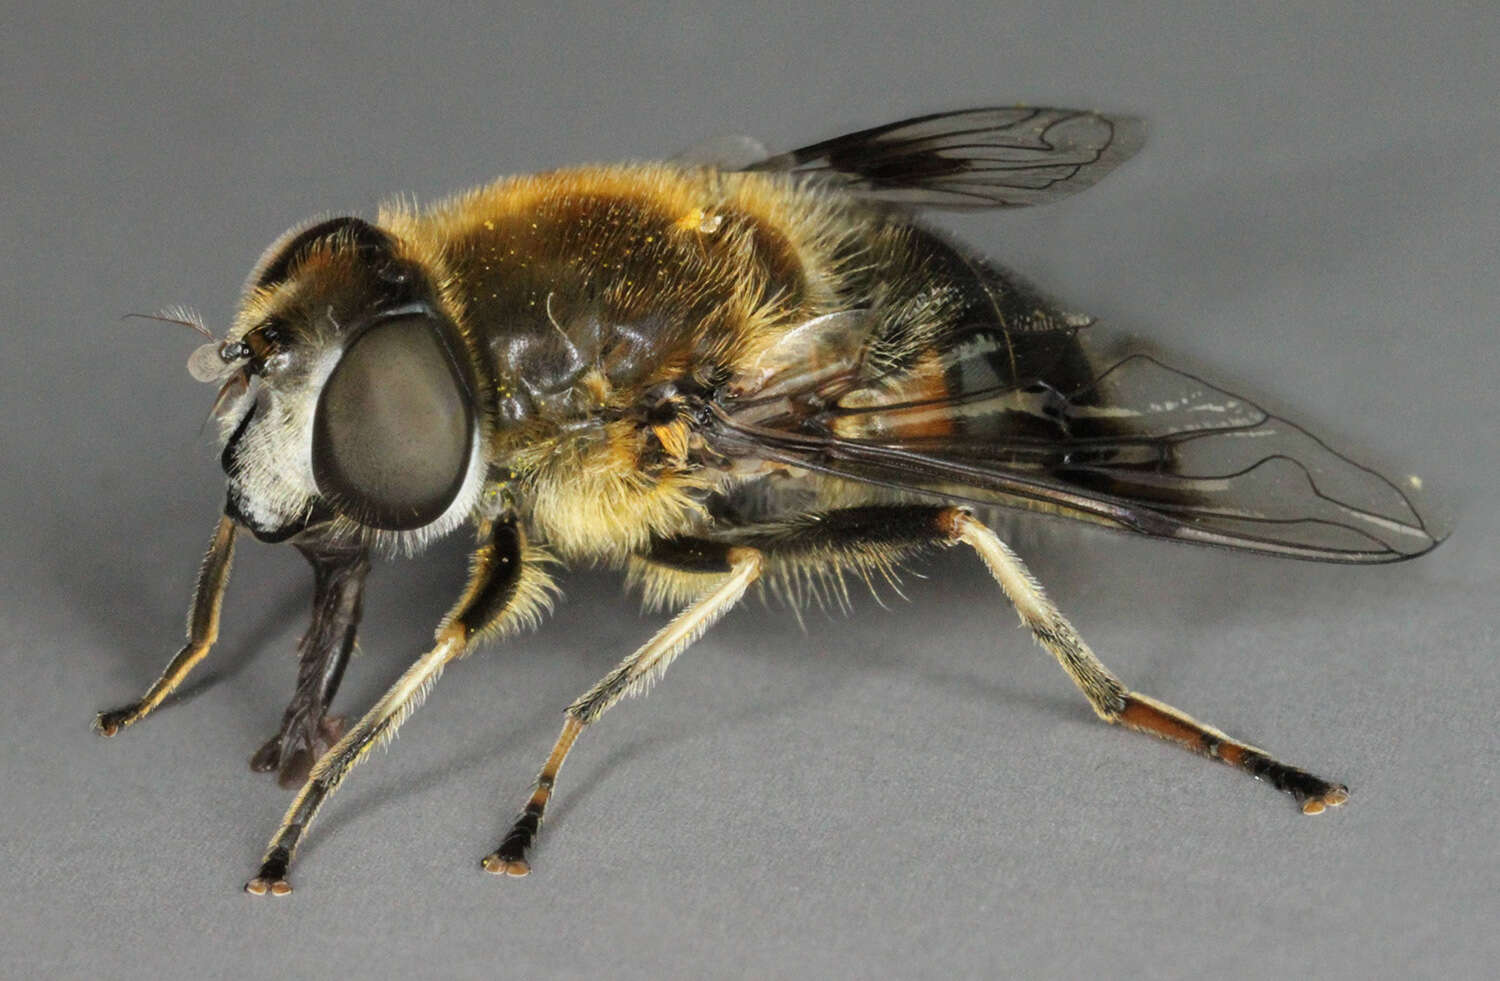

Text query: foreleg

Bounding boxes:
[94,515,238,736]
[248,541,371,787]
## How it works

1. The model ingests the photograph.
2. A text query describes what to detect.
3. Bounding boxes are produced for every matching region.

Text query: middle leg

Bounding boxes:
[482,544,764,877]
[484,505,958,877]
[245,516,552,896]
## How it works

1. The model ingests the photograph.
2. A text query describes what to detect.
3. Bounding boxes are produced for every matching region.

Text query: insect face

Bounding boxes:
[217,218,487,547]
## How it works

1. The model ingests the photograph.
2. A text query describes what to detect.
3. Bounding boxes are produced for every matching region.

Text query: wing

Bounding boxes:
[704,316,1443,564]
[716,107,1144,209]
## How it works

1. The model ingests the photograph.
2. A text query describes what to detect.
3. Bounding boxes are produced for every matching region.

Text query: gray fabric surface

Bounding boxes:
[3,1,1495,977]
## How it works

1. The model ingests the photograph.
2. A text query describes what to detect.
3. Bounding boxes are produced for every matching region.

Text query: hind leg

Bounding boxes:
[940,508,1349,812]
[643,505,1348,811]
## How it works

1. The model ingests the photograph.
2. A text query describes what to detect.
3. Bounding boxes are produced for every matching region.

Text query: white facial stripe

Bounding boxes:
[224,345,342,533]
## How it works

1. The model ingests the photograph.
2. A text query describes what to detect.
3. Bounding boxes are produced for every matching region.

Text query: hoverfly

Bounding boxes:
[93,107,1441,896]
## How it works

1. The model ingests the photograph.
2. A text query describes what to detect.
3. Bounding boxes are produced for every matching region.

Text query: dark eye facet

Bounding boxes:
[313,314,473,530]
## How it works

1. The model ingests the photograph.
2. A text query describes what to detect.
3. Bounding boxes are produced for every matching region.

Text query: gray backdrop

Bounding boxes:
[3,1,1495,977]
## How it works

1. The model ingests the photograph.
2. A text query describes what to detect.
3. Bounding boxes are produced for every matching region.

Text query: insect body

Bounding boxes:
[93,108,1441,895]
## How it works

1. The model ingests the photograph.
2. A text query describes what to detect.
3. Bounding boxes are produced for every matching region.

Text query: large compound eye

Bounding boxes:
[313,314,473,530]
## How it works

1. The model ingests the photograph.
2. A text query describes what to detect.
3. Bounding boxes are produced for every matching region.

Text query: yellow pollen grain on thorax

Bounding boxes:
[674,207,723,235]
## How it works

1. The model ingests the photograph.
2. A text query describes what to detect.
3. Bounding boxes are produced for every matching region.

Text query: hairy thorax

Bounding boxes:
[378,165,866,561]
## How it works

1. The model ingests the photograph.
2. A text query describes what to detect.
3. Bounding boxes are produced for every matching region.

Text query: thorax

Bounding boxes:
[384,165,860,560]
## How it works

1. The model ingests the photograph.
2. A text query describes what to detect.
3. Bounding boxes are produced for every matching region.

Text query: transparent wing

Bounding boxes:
[670,133,772,171]
[707,325,1443,564]
[735,107,1144,209]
